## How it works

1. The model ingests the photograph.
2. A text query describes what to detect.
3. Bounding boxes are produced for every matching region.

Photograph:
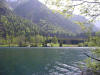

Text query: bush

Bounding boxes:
[18,42,29,47]
[84,48,100,74]
[78,43,84,47]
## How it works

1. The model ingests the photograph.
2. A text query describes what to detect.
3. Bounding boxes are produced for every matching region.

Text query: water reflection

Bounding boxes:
[0,47,88,75]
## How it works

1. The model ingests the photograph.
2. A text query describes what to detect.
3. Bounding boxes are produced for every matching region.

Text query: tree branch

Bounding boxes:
[69,1,100,7]
[84,53,100,61]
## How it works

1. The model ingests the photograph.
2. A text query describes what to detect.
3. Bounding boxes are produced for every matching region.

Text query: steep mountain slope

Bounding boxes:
[13,0,82,34]
[0,0,40,39]
[70,15,98,32]
[7,0,28,9]
[95,21,100,31]
[0,0,72,39]
[71,15,88,23]
[0,0,12,15]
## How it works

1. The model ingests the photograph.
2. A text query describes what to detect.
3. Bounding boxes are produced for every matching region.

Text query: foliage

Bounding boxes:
[84,35,100,47]
[44,0,100,22]
[78,43,84,47]
[85,48,100,74]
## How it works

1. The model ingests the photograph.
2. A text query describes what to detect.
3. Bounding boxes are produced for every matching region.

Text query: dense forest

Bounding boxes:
[0,0,99,47]
[0,0,89,47]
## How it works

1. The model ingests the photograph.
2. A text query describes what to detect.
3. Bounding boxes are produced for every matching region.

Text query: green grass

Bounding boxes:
[0,44,18,47]
[63,44,78,47]
[51,43,59,47]
[0,45,9,47]
[0,43,78,47]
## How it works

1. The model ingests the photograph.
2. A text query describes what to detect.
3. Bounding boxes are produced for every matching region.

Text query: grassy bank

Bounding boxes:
[0,43,78,47]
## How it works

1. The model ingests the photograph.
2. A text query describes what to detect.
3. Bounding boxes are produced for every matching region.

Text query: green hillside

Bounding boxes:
[0,0,77,47]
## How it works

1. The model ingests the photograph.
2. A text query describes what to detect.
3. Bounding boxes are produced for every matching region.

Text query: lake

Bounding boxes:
[0,47,90,75]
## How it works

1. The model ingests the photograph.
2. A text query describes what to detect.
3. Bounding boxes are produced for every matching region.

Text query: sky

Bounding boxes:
[39,0,81,14]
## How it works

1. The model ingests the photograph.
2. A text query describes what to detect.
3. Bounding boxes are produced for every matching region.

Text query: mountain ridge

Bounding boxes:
[13,0,82,34]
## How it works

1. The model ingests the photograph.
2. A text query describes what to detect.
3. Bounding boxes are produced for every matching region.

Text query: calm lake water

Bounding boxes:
[0,47,90,75]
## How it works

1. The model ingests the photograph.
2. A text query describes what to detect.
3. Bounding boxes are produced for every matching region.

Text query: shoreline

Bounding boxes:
[0,47,97,48]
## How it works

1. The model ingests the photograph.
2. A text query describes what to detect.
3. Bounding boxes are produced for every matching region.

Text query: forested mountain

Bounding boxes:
[0,0,72,40]
[0,0,80,47]
[7,0,28,9]
[0,0,94,47]
[0,0,41,43]
[12,0,82,34]
[70,15,97,32]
